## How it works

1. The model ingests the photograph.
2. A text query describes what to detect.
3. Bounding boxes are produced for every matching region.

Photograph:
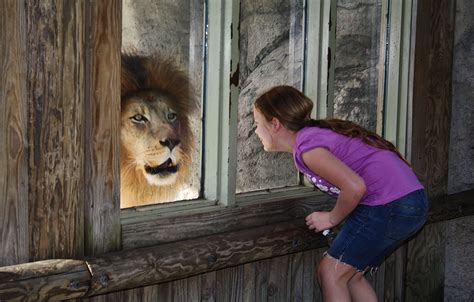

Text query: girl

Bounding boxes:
[253,85,428,302]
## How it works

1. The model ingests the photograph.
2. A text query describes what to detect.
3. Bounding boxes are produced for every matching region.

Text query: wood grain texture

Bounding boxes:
[410,0,455,197]
[405,222,446,301]
[0,259,90,301]
[83,0,121,256]
[26,0,85,261]
[216,265,244,302]
[122,191,334,249]
[0,0,29,266]
[85,219,326,296]
[200,270,217,302]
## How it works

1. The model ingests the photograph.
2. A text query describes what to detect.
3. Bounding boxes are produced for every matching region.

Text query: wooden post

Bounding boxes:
[0,0,29,266]
[26,0,86,261]
[407,0,455,300]
[83,0,122,256]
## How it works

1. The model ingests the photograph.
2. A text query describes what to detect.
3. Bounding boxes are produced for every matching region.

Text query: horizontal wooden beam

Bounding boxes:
[0,259,90,301]
[0,189,472,300]
[121,189,334,249]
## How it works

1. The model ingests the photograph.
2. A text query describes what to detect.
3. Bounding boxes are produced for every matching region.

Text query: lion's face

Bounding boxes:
[121,91,192,189]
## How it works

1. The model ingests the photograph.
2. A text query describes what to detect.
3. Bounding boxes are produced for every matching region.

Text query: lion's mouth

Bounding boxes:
[144,158,179,175]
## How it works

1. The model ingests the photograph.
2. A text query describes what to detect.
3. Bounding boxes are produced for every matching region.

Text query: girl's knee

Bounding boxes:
[317,255,357,285]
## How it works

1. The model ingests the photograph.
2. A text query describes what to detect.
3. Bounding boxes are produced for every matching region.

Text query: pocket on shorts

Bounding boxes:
[386,214,426,241]
[385,190,428,241]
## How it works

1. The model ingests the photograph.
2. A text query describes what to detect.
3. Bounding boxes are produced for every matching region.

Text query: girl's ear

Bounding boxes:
[271,117,280,130]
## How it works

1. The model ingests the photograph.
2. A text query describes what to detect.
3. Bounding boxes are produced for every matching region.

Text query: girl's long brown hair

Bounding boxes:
[254,85,410,166]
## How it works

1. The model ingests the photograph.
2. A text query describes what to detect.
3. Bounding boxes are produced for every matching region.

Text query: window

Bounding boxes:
[120,0,415,210]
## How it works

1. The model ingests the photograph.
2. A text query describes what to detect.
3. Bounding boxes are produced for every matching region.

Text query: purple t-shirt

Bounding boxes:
[293,126,424,206]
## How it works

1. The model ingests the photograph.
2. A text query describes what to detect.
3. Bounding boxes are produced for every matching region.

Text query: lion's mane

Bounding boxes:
[120,54,197,208]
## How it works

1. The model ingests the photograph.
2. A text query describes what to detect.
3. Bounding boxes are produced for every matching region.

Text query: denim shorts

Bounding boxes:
[326,189,428,272]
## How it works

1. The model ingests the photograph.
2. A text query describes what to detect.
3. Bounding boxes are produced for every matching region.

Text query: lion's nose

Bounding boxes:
[160,138,180,151]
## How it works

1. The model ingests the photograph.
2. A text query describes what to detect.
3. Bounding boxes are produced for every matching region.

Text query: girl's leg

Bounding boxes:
[347,272,377,302]
[317,255,357,302]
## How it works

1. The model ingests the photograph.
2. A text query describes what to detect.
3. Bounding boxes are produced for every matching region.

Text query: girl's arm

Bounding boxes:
[302,147,366,229]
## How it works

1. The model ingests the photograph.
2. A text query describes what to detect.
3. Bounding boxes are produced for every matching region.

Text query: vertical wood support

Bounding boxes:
[27,0,86,261]
[407,0,455,300]
[0,0,29,266]
[84,0,122,256]
[410,0,455,197]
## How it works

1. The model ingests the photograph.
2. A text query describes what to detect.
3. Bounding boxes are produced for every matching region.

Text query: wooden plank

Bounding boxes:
[122,192,334,249]
[410,0,455,197]
[85,219,326,296]
[301,250,316,301]
[83,0,121,256]
[0,259,90,301]
[155,281,173,301]
[200,270,216,302]
[186,274,201,302]
[289,252,304,301]
[255,258,270,301]
[242,263,256,302]
[0,0,29,266]
[2,191,472,300]
[216,266,244,302]
[122,187,474,251]
[405,222,446,301]
[26,0,85,261]
[266,255,291,301]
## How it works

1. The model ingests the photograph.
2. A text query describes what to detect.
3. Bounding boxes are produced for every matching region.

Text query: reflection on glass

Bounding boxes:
[121,0,204,208]
[236,0,305,193]
[333,0,383,131]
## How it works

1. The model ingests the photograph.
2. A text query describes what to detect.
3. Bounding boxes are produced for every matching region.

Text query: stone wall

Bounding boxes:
[236,0,304,192]
[445,0,474,300]
[333,0,382,131]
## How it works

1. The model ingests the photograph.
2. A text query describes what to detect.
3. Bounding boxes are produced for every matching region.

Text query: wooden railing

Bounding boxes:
[0,189,473,301]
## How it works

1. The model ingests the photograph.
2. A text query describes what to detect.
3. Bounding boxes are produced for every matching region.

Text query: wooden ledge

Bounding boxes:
[1,189,473,300]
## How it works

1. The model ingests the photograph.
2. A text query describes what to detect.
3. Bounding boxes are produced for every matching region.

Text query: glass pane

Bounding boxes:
[236,0,305,193]
[121,0,204,208]
[333,0,384,131]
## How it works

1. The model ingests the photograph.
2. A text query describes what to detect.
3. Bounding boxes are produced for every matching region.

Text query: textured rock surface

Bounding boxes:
[236,0,304,192]
[448,0,474,194]
[445,1,474,301]
[333,0,382,131]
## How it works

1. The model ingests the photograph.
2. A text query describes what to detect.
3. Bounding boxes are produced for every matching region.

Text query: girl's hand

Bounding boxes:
[305,211,335,233]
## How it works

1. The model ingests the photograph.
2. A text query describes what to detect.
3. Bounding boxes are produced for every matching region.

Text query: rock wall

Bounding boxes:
[333,0,382,131]
[236,0,304,192]
[445,0,474,300]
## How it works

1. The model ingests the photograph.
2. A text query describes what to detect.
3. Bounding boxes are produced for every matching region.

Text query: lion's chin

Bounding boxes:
[144,172,178,186]
[143,158,180,186]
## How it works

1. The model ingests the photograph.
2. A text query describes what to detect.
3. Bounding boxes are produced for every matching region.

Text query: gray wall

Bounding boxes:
[445,0,474,300]
[236,0,304,193]
[333,0,382,131]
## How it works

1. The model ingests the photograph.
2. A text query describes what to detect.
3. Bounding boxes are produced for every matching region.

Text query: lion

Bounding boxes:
[120,54,197,208]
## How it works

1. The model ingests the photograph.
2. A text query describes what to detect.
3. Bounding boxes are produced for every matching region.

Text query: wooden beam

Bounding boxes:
[0,260,90,301]
[121,190,334,249]
[410,0,455,198]
[26,0,86,261]
[0,0,29,266]
[0,189,471,300]
[407,0,455,300]
[83,0,122,256]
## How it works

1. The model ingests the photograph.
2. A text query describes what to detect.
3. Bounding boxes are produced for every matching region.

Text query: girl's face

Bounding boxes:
[253,107,275,151]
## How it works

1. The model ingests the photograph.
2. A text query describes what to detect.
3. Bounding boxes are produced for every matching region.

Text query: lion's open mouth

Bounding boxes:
[144,158,179,175]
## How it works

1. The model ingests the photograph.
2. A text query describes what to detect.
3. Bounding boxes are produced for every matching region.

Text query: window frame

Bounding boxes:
[120,0,417,249]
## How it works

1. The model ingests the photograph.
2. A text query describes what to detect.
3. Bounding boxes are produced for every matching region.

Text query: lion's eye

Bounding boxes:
[131,114,148,123]
[167,112,177,122]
